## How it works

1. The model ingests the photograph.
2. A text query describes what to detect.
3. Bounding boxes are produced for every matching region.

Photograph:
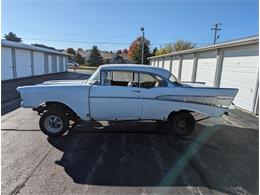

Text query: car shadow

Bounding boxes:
[47,121,258,194]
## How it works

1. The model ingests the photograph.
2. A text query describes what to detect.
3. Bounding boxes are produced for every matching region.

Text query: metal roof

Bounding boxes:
[148,35,259,59]
[1,39,70,56]
[99,64,171,78]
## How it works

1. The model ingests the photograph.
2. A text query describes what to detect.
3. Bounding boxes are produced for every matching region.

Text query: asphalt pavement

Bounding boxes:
[2,111,259,195]
[1,69,259,195]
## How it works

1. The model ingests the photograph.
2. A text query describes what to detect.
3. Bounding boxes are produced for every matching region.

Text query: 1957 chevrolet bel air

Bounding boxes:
[17,64,238,137]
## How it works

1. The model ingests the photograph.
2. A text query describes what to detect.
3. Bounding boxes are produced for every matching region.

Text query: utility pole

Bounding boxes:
[141,27,145,64]
[211,23,222,44]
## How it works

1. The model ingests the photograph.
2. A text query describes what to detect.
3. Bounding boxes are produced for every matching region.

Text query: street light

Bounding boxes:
[141,27,144,64]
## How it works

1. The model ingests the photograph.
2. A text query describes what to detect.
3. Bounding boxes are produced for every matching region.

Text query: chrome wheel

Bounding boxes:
[44,115,63,133]
[176,120,186,131]
[169,112,195,136]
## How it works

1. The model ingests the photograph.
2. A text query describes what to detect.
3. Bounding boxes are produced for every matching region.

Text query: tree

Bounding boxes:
[66,48,76,61]
[4,32,22,42]
[76,52,85,65]
[66,48,76,56]
[88,45,103,66]
[174,40,195,51]
[128,36,150,64]
[152,47,158,56]
[155,40,195,56]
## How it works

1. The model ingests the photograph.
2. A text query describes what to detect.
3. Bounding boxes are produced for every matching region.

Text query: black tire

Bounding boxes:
[39,110,69,137]
[168,112,195,136]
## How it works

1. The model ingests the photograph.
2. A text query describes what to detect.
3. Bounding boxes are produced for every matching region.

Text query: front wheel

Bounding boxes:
[168,112,195,136]
[39,110,69,137]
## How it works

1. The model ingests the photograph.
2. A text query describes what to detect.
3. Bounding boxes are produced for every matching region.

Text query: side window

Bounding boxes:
[102,70,138,87]
[139,73,156,88]
[139,73,167,88]
[101,71,112,85]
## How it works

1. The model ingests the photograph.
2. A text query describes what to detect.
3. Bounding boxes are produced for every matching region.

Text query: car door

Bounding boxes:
[139,73,169,120]
[90,70,141,120]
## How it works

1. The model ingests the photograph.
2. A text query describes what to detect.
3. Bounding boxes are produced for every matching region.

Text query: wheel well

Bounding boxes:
[36,101,78,119]
[167,110,194,120]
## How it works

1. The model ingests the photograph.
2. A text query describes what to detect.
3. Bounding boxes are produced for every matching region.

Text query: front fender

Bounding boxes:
[17,85,90,120]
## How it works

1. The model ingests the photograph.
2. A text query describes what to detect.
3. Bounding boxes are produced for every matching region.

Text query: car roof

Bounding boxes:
[99,64,171,79]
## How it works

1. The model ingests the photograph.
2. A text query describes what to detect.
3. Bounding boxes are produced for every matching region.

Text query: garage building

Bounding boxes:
[1,39,69,81]
[148,36,259,115]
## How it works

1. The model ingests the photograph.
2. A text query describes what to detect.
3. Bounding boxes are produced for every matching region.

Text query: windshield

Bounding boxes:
[87,68,100,85]
[168,73,178,83]
[168,73,182,86]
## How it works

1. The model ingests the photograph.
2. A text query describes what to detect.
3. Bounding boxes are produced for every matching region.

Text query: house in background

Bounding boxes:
[78,50,132,64]
[110,53,132,64]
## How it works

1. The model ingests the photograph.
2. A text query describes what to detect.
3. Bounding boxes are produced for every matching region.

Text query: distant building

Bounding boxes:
[1,39,69,81]
[78,50,132,64]
[111,53,132,64]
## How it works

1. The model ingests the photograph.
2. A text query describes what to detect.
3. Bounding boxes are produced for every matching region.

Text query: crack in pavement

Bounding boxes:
[9,139,60,195]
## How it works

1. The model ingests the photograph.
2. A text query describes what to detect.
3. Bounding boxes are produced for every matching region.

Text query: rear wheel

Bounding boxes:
[39,110,69,137]
[168,112,195,136]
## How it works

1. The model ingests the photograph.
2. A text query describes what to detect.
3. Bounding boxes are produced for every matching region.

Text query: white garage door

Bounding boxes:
[158,59,163,68]
[152,60,156,66]
[181,54,194,82]
[33,51,45,75]
[163,57,171,71]
[63,57,67,71]
[58,56,64,72]
[15,49,32,78]
[220,45,259,112]
[48,55,52,73]
[196,51,217,86]
[2,47,13,80]
[51,55,58,73]
[171,56,180,79]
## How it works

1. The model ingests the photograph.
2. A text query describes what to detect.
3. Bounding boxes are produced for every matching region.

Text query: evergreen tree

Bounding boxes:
[4,32,22,42]
[88,45,103,66]
[76,52,85,65]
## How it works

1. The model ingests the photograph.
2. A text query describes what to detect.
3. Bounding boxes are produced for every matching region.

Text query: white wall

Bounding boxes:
[196,51,217,86]
[171,56,180,78]
[33,51,45,75]
[158,59,163,68]
[181,54,193,81]
[15,49,32,78]
[163,57,171,71]
[2,47,13,80]
[220,45,259,112]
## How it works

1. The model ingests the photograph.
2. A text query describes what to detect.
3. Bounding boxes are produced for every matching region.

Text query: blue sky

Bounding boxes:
[2,0,259,51]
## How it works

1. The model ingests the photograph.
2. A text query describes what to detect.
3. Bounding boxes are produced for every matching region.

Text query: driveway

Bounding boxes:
[2,106,258,194]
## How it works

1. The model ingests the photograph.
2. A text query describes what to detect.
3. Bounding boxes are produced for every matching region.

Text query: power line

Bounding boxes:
[1,35,211,47]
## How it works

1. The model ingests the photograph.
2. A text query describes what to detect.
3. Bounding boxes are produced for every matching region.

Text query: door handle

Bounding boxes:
[132,90,140,93]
